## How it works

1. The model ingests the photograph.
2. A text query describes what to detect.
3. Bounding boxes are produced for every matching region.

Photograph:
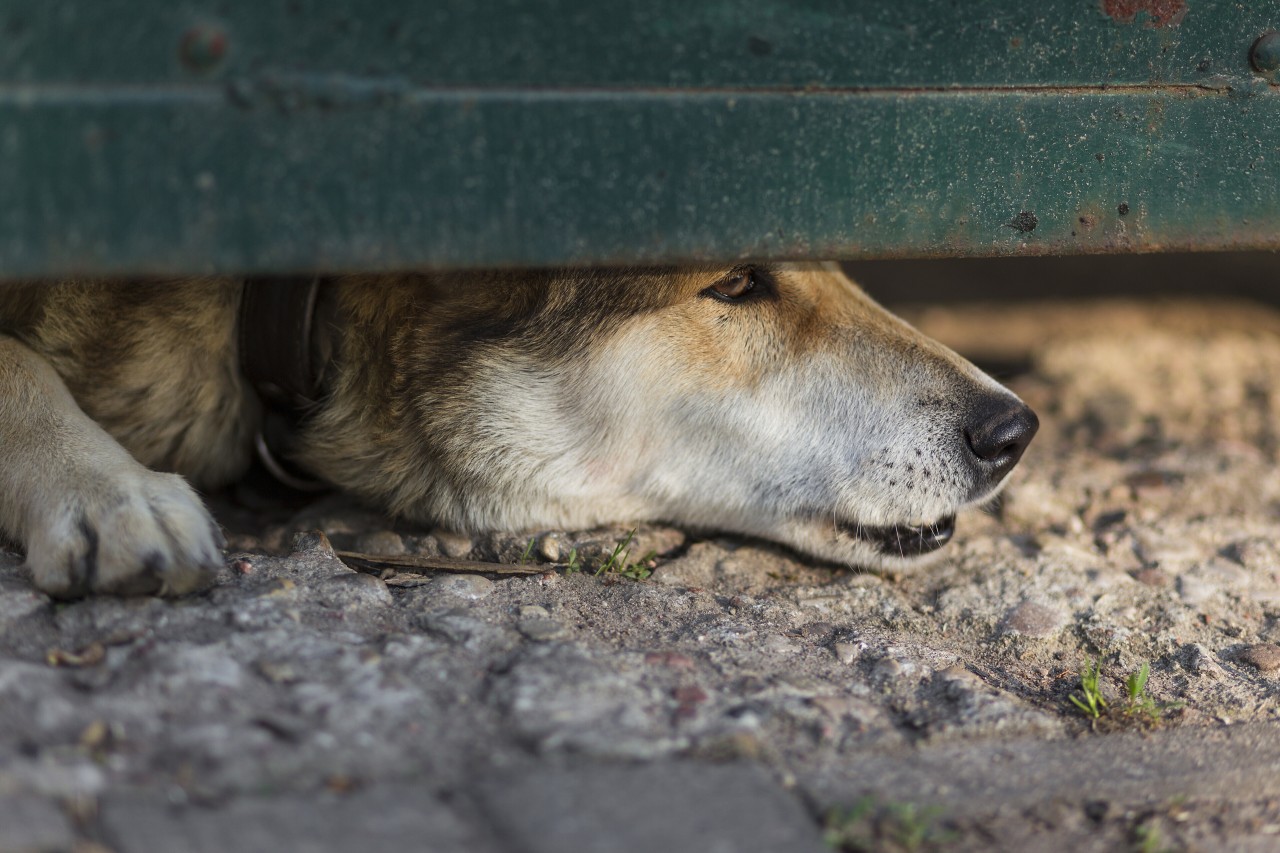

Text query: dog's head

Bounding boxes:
[310,263,1037,571]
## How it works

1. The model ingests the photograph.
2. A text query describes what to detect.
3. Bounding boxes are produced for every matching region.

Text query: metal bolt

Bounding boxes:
[1249,32,1280,75]
[179,25,229,73]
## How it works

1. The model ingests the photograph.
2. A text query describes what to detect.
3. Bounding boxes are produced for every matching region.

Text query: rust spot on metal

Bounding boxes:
[1100,0,1187,28]
[179,25,229,72]
[1004,211,1038,233]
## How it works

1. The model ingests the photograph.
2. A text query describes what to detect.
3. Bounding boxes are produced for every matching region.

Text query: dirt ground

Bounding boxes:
[5,285,1280,852]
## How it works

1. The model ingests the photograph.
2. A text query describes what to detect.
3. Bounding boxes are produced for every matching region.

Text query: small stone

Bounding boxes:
[832,642,859,665]
[693,731,764,761]
[354,530,406,556]
[255,660,301,684]
[416,608,496,646]
[760,634,801,656]
[1133,568,1170,587]
[519,605,551,619]
[1240,643,1280,673]
[937,664,984,687]
[434,531,473,559]
[318,572,393,608]
[799,621,835,639]
[424,574,494,601]
[1001,601,1066,638]
[1224,538,1280,571]
[0,580,48,626]
[874,658,904,679]
[1181,643,1225,679]
[291,529,337,556]
[1178,574,1218,606]
[537,534,562,563]
[402,535,442,557]
[517,616,569,641]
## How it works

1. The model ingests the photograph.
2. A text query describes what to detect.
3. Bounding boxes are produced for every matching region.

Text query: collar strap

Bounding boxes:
[239,276,323,410]
[239,276,330,491]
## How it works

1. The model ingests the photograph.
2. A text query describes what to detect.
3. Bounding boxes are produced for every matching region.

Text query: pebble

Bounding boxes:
[401,535,442,557]
[937,664,984,687]
[1181,643,1226,679]
[760,634,801,656]
[435,531,474,559]
[692,731,763,761]
[537,534,562,563]
[517,616,569,641]
[832,642,859,665]
[1177,574,1218,607]
[291,530,337,556]
[354,530,406,556]
[1225,538,1280,571]
[255,660,301,684]
[317,573,393,609]
[1240,643,1280,673]
[1133,567,1171,587]
[0,580,47,626]
[1001,601,1065,638]
[873,658,904,679]
[425,575,494,601]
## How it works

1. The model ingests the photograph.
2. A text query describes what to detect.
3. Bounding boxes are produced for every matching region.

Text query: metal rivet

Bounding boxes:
[1249,32,1280,75]
[179,25,229,73]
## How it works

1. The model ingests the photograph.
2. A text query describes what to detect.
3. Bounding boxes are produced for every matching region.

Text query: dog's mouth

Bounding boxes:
[836,514,957,558]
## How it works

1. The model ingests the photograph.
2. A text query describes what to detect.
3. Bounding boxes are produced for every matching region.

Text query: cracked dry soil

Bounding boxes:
[5,295,1280,852]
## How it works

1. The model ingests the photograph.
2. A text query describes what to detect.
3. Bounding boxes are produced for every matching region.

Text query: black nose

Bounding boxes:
[964,394,1039,485]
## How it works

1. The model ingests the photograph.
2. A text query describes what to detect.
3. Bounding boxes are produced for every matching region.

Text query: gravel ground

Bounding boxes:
[5,294,1280,852]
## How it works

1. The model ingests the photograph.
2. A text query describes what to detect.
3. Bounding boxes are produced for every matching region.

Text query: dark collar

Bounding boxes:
[239,276,324,410]
[239,276,329,490]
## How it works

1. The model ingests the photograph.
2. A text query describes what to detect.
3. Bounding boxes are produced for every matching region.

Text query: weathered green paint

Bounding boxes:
[0,1,1263,89]
[1,1,1279,276]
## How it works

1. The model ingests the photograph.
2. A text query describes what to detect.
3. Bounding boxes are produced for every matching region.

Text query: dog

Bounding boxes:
[0,263,1036,597]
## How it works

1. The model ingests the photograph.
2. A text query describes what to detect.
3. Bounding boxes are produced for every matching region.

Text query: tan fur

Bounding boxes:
[0,264,1033,597]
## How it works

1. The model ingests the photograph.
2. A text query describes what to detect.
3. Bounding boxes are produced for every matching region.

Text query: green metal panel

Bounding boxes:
[2,1,1279,276]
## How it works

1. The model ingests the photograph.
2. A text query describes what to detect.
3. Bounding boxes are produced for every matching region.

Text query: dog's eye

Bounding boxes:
[704,269,757,302]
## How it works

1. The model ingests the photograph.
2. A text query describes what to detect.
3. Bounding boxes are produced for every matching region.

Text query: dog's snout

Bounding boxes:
[963,395,1039,484]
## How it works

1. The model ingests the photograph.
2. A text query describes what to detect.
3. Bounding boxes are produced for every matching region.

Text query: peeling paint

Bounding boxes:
[1100,0,1188,28]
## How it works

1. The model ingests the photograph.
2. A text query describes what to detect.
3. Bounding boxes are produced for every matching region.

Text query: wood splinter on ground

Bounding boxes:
[335,550,547,578]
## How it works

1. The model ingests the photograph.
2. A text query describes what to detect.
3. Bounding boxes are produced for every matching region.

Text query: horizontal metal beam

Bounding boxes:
[3,1,1268,91]
[2,1,1279,276]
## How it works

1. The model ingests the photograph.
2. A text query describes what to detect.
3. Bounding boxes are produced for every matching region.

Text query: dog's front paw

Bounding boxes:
[26,471,223,598]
